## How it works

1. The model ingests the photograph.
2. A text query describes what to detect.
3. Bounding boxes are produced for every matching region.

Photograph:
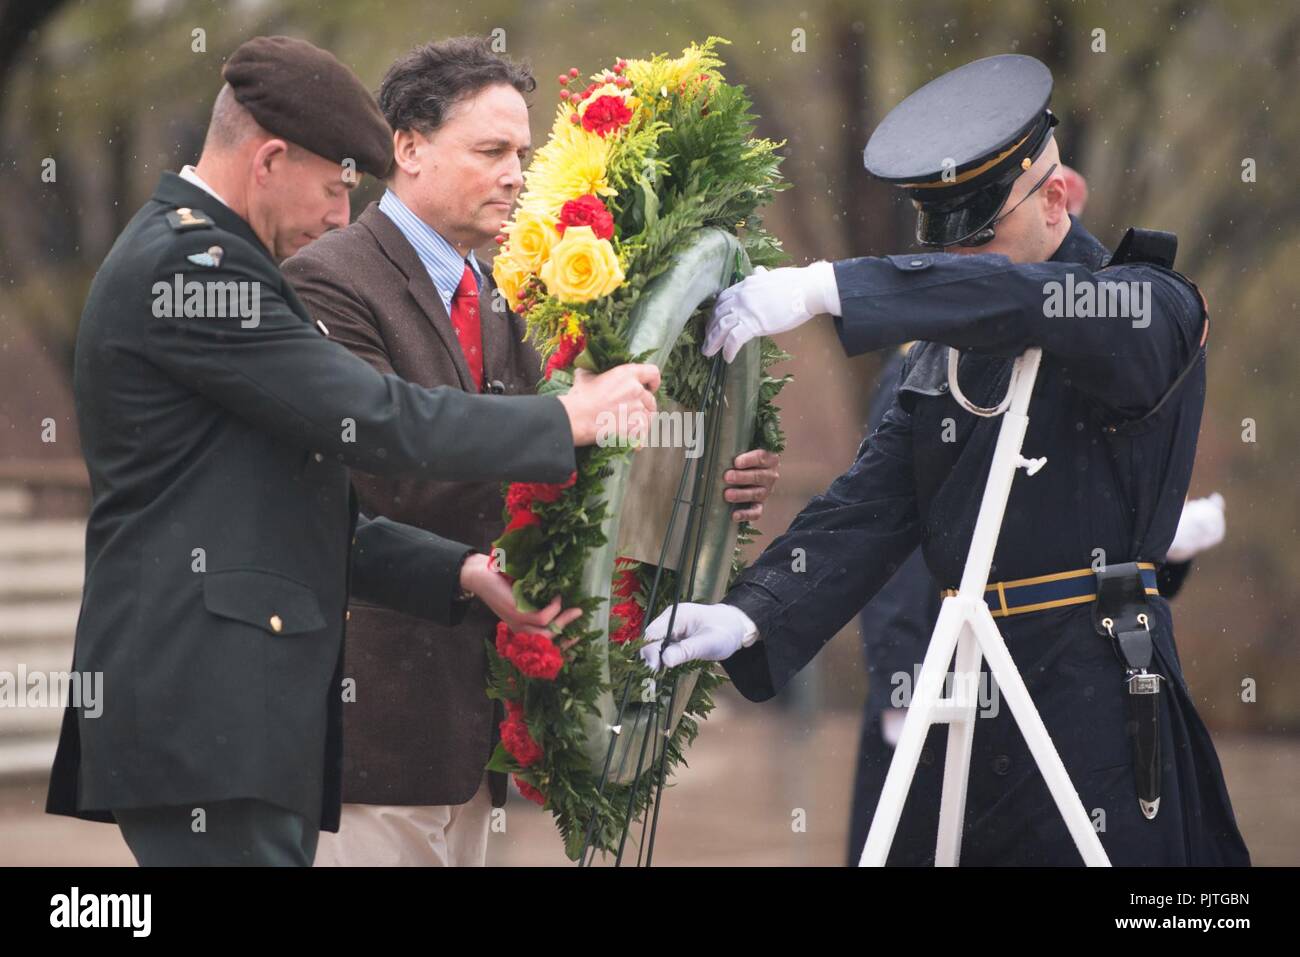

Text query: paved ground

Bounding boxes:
[1,697,1294,867]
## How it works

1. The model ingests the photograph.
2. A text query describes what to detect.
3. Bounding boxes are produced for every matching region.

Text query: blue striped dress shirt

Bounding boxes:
[377,189,482,314]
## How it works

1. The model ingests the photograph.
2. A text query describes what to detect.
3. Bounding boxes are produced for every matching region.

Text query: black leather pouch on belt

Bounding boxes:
[1092,562,1163,820]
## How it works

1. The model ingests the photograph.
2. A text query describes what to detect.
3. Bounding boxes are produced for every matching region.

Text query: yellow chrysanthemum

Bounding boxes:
[624,38,725,100]
[516,105,615,217]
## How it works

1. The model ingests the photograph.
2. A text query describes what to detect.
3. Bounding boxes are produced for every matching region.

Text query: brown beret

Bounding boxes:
[222,35,392,178]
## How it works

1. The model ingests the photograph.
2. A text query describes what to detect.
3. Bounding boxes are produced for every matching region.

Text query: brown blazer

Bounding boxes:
[283,202,543,807]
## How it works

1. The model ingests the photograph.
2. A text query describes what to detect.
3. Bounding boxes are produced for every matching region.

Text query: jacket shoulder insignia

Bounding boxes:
[186,245,225,268]
[166,206,215,232]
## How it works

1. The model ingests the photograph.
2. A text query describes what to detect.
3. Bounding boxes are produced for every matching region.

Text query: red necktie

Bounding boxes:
[449,263,484,391]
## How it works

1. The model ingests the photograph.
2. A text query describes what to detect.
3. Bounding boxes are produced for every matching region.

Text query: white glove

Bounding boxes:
[881,708,907,748]
[639,602,759,670]
[705,261,841,363]
[1166,493,1226,563]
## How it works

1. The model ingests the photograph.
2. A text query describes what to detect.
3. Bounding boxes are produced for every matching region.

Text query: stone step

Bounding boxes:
[0,487,35,520]
[0,616,81,752]
[0,557,83,600]
[0,637,76,676]
[0,521,85,558]
[0,638,81,741]
[0,701,66,737]
[0,646,76,729]
[0,600,80,645]
[0,735,58,780]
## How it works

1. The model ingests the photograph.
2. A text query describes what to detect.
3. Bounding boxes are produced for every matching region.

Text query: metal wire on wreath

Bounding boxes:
[578,353,730,867]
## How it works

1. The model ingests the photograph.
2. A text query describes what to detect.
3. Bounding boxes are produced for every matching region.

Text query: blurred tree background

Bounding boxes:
[1,0,1296,734]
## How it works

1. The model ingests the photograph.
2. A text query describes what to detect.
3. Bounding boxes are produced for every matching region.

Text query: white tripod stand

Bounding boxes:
[858,347,1111,866]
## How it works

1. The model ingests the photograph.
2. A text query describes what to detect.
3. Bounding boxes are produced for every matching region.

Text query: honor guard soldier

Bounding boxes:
[47,36,658,865]
[642,54,1249,865]
[845,345,941,865]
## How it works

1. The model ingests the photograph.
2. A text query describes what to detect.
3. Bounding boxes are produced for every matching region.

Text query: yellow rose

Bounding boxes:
[539,226,624,304]
[492,250,531,308]
[506,209,559,273]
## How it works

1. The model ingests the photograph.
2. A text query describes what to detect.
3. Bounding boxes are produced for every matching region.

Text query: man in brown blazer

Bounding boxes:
[284,37,780,866]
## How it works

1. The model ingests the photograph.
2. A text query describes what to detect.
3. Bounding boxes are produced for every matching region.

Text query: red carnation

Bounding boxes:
[504,481,540,533]
[514,775,546,806]
[509,472,578,509]
[496,622,565,680]
[612,560,639,599]
[528,482,565,505]
[544,332,587,379]
[557,194,615,240]
[506,482,535,513]
[504,505,540,533]
[500,698,544,767]
[610,598,644,645]
[540,332,587,382]
[531,471,578,503]
[581,94,633,137]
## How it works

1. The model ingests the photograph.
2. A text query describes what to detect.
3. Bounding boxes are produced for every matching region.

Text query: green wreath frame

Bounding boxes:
[574,226,758,784]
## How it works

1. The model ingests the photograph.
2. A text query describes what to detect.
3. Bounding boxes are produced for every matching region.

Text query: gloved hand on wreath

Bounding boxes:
[704,262,841,362]
[639,601,759,670]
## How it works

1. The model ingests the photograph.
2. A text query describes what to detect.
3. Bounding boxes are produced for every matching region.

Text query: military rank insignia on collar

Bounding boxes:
[186,245,224,268]
[167,206,214,231]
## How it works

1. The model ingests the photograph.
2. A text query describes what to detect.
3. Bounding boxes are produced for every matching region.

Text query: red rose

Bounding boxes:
[557,194,615,240]
[581,94,633,137]
[500,699,544,767]
[496,624,565,680]
[514,775,546,806]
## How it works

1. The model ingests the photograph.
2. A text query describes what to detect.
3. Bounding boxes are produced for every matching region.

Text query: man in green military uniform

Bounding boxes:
[46,35,659,866]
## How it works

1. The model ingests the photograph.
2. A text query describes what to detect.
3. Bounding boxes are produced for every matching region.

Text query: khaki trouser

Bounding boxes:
[314,776,493,867]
